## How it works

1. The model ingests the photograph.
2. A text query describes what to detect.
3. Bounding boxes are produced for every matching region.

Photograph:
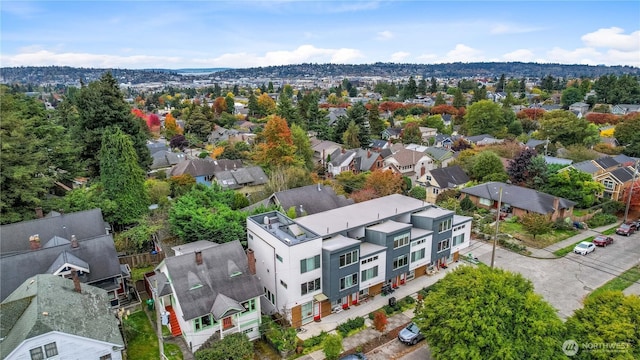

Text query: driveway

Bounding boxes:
[462,230,640,319]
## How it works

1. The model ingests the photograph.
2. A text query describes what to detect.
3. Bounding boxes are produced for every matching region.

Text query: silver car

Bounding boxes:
[398,322,424,345]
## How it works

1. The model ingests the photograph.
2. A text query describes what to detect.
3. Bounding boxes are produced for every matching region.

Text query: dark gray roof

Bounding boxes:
[571,160,602,175]
[269,184,354,216]
[330,149,356,166]
[0,275,124,358]
[594,156,619,170]
[1,235,122,301]
[162,240,263,321]
[525,139,547,148]
[464,134,495,144]
[428,166,469,187]
[170,158,243,177]
[460,182,576,215]
[607,166,635,183]
[354,149,381,172]
[0,209,109,256]
[612,154,637,165]
[151,150,186,169]
[215,166,268,189]
[147,140,169,155]
[370,139,388,149]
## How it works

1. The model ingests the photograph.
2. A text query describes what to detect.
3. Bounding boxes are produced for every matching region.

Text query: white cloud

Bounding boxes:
[439,44,484,63]
[376,30,394,41]
[0,45,365,68]
[581,27,640,51]
[390,52,410,62]
[502,49,535,62]
[546,47,603,65]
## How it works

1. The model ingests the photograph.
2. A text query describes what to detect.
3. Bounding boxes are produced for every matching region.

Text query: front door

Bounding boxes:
[301,301,314,325]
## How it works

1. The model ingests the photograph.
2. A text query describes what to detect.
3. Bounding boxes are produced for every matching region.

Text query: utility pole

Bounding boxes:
[623,160,639,223]
[491,187,503,268]
[153,280,165,359]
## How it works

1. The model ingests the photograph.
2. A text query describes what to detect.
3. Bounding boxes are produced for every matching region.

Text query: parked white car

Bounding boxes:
[573,241,595,255]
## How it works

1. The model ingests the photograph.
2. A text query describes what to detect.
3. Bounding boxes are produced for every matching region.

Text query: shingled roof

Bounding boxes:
[0,275,124,359]
[461,182,576,215]
[161,240,263,321]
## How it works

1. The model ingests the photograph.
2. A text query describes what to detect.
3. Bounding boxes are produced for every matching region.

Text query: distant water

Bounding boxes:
[175,68,230,75]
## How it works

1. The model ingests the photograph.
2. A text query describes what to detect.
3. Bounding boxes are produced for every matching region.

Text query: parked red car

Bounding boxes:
[592,235,614,247]
[616,223,637,236]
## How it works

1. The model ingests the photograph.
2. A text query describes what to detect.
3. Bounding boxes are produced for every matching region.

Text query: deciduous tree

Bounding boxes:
[521,213,553,239]
[464,100,506,136]
[257,93,276,117]
[414,266,565,360]
[401,122,422,144]
[544,168,604,208]
[254,116,297,169]
[538,110,600,147]
[469,151,507,182]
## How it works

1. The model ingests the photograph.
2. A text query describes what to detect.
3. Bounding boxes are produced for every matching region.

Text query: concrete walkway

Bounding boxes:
[295,262,465,360]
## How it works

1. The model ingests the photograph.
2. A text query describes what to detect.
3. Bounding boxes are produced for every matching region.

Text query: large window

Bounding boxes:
[479,198,493,206]
[437,239,451,252]
[339,250,359,268]
[438,218,452,233]
[603,179,615,190]
[361,266,379,281]
[340,273,358,290]
[411,248,425,262]
[242,299,256,313]
[300,255,321,273]
[301,278,321,295]
[393,233,410,249]
[29,342,58,360]
[453,234,465,246]
[393,254,408,270]
[194,314,214,332]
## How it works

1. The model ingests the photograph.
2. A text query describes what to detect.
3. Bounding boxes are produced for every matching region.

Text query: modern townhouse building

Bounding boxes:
[246,194,471,328]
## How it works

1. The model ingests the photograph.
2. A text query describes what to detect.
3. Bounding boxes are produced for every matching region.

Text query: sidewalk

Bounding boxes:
[295,262,464,360]
[524,223,619,259]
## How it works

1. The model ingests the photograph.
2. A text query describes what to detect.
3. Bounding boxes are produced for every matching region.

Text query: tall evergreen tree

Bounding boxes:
[452,88,466,108]
[247,91,258,116]
[74,72,151,176]
[496,74,506,92]
[99,127,148,226]
[347,102,370,148]
[417,79,427,95]
[368,102,385,139]
[276,92,300,126]
[429,77,438,93]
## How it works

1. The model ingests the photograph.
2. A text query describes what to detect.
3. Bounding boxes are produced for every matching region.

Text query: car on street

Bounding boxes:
[339,353,367,360]
[573,241,596,255]
[616,222,637,236]
[398,322,424,345]
[592,235,614,247]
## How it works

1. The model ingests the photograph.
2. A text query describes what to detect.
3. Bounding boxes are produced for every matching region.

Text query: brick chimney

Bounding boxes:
[29,234,41,250]
[247,249,256,275]
[367,150,371,158]
[553,197,559,211]
[35,207,44,219]
[195,251,203,266]
[70,235,79,249]
[71,269,81,293]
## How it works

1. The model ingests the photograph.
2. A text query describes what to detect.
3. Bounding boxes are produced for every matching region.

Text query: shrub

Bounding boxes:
[587,213,618,228]
[600,200,625,215]
[336,317,365,337]
[195,332,253,360]
[303,331,328,348]
[323,334,343,360]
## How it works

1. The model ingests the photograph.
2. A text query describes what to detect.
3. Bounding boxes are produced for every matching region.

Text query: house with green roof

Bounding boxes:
[0,274,125,360]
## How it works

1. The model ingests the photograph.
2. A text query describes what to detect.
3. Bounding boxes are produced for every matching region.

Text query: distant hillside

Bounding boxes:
[1,62,638,86]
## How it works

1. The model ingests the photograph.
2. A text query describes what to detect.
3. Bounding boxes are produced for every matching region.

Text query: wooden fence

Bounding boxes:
[118,252,165,269]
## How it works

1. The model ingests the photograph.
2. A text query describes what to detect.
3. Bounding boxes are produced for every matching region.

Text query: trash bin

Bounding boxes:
[389,297,396,307]
[146,298,154,311]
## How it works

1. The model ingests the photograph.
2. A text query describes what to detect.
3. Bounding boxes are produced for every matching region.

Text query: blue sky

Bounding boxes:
[2,1,639,69]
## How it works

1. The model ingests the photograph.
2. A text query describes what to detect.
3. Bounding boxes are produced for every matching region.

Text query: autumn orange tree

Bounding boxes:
[621,179,640,210]
[373,311,387,332]
[253,115,297,169]
[163,113,182,139]
[212,96,227,116]
[256,93,276,118]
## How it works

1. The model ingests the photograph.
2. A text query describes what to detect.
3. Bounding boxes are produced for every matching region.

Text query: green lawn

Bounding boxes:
[553,236,594,257]
[587,266,640,300]
[123,308,183,360]
[131,265,156,282]
[601,225,620,236]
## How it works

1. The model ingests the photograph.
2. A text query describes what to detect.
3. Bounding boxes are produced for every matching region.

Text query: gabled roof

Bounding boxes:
[214,166,268,189]
[600,166,636,183]
[0,209,108,256]
[170,158,243,177]
[570,160,603,175]
[162,240,263,321]
[612,154,637,166]
[386,148,430,167]
[329,149,356,167]
[427,165,469,187]
[0,275,124,359]
[424,147,454,162]
[353,149,382,172]
[264,184,354,216]
[147,140,169,155]
[1,235,121,301]
[594,156,619,170]
[370,139,388,149]
[460,182,576,215]
[151,150,186,170]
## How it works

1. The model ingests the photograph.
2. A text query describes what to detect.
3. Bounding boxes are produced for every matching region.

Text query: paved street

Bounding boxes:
[462,230,640,319]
